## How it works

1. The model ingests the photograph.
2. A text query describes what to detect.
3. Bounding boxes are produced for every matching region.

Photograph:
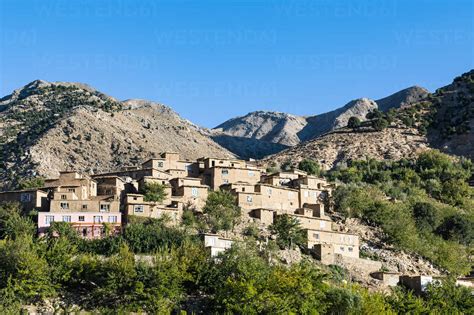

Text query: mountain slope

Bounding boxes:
[262,70,474,169]
[213,86,428,158]
[0,80,233,188]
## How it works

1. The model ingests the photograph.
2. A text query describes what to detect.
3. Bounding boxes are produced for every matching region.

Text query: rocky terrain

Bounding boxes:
[213,86,428,158]
[261,125,429,170]
[262,70,473,168]
[0,80,233,188]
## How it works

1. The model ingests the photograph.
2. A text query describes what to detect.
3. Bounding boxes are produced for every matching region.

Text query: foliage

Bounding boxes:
[0,203,36,240]
[140,182,168,203]
[17,177,45,190]
[329,151,473,274]
[298,159,321,176]
[371,118,389,131]
[347,116,361,130]
[202,190,241,234]
[269,214,305,249]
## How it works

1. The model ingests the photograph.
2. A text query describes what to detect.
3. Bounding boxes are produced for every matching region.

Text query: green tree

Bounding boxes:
[202,190,241,234]
[436,214,473,246]
[412,202,441,231]
[17,177,45,190]
[371,118,389,131]
[0,203,35,240]
[298,159,321,176]
[269,214,305,249]
[140,182,168,203]
[0,236,55,303]
[347,116,361,131]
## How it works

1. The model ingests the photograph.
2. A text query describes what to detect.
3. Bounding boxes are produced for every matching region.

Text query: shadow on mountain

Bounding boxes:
[211,134,289,160]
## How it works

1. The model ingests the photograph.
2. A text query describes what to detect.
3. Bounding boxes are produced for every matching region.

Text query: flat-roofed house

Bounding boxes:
[0,189,49,212]
[38,172,122,238]
[123,194,181,224]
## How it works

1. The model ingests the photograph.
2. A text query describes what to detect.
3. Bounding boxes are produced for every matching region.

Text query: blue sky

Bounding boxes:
[1,0,473,127]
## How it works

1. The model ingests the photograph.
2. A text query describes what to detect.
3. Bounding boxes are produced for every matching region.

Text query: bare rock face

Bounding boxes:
[213,110,307,146]
[376,86,429,112]
[0,80,233,188]
[262,70,474,168]
[261,126,430,170]
[212,87,428,159]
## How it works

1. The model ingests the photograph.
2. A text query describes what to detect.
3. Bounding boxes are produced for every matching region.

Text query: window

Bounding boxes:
[340,247,345,251]
[82,204,87,210]
[100,204,110,212]
[133,197,137,200]
[62,215,71,223]
[267,188,272,195]
[108,216,117,223]
[248,170,254,176]
[79,216,85,222]
[45,215,54,225]
[68,188,75,193]
[157,161,164,168]
[20,193,31,202]
[61,195,67,200]
[211,161,215,167]
[247,195,253,203]
[223,179,229,184]
[221,169,229,176]
[242,187,245,192]
[313,233,319,239]
[191,187,198,197]
[134,205,144,213]
[60,202,69,209]
[320,221,326,229]
[348,247,353,252]
[93,216,103,223]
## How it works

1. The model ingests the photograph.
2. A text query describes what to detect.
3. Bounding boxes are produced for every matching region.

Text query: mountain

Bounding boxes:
[0,80,233,188]
[212,86,429,158]
[262,70,474,169]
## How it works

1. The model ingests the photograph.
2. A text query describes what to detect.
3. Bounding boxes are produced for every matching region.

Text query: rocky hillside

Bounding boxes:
[213,86,428,158]
[0,80,233,188]
[262,126,429,170]
[262,70,474,169]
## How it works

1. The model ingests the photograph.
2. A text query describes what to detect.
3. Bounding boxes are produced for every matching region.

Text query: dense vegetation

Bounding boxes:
[328,150,473,275]
[0,202,472,313]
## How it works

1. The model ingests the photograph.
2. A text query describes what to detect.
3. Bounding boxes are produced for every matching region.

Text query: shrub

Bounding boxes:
[140,182,168,203]
[298,159,320,176]
[269,214,305,249]
[347,116,361,130]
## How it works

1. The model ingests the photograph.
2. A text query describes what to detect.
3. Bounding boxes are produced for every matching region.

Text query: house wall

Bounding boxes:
[235,192,262,214]
[209,167,261,190]
[256,184,299,213]
[49,197,120,213]
[37,211,121,238]
[0,190,49,212]
[306,229,359,258]
[174,185,208,210]
[250,209,275,225]
[291,214,332,231]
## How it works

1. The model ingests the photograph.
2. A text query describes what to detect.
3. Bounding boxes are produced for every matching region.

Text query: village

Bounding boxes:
[1,152,472,294]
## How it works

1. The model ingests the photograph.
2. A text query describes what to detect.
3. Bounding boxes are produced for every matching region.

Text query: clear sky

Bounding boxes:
[1,0,473,127]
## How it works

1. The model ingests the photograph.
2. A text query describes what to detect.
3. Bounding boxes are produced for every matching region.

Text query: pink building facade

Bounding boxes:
[38,211,121,239]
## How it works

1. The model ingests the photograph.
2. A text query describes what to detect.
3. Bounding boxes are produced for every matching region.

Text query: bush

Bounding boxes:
[269,214,305,249]
[371,118,389,131]
[347,116,361,130]
[140,182,168,203]
[298,159,320,176]
[202,191,241,234]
